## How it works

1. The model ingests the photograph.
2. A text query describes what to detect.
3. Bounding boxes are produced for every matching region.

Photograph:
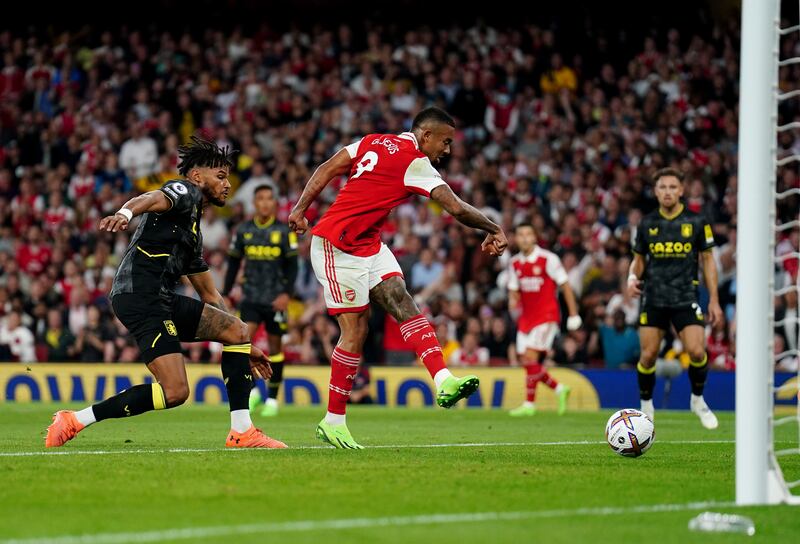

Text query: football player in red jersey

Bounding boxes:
[288,107,508,448]
[507,223,582,416]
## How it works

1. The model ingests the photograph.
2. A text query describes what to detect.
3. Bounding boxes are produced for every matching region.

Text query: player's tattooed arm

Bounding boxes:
[98,191,171,232]
[430,185,508,256]
[195,304,241,341]
[288,148,353,234]
[369,276,420,323]
[188,271,230,312]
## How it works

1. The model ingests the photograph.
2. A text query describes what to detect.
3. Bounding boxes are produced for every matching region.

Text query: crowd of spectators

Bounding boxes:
[0,13,798,373]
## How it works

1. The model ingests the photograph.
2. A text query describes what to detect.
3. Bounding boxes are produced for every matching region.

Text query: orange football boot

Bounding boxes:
[225,426,287,449]
[45,410,85,448]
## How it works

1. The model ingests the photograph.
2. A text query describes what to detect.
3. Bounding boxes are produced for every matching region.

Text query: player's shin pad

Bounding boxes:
[222,343,253,411]
[92,383,165,421]
[688,353,709,396]
[636,362,656,401]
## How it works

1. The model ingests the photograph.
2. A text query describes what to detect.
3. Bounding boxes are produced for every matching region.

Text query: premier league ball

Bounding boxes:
[605,409,655,458]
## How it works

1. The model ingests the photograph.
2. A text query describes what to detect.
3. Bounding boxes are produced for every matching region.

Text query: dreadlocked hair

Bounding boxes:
[177,135,235,177]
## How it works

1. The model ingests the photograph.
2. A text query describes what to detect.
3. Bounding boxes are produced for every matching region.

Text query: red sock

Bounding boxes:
[400,314,446,378]
[328,346,360,415]
[525,363,544,402]
[542,373,559,390]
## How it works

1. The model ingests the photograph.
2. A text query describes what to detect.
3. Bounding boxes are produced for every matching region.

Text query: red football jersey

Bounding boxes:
[507,246,568,333]
[312,132,447,257]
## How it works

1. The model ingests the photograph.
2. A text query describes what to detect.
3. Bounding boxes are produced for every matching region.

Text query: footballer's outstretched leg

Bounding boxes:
[371,276,479,409]
[45,353,187,448]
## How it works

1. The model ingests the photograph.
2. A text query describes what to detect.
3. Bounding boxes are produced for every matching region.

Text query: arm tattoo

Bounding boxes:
[196,304,238,341]
[209,297,229,313]
[430,185,499,234]
[451,201,501,233]
[369,276,420,322]
[293,149,351,213]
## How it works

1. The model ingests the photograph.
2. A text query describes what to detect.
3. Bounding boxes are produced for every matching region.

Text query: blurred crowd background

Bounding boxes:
[0,0,798,373]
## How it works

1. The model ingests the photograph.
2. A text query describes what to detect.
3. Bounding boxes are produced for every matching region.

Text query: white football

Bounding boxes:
[605,409,655,457]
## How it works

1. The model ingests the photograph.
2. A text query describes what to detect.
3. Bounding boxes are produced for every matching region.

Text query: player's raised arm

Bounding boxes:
[98,190,172,233]
[430,184,508,256]
[288,148,353,234]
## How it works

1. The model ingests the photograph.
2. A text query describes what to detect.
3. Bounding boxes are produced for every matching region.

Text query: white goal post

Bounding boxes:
[736,0,800,505]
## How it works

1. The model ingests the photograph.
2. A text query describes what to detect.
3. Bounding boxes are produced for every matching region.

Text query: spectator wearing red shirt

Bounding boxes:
[43,191,74,234]
[11,178,45,215]
[16,225,52,276]
[0,52,24,100]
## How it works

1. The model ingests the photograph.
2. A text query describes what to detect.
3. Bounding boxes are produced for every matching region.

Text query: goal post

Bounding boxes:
[736,0,800,505]
[736,0,776,505]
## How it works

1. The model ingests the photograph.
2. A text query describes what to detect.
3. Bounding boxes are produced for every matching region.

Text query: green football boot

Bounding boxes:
[248,388,262,412]
[260,398,279,417]
[556,385,571,416]
[316,419,364,450]
[436,375,480,408]
[509,404,536,417]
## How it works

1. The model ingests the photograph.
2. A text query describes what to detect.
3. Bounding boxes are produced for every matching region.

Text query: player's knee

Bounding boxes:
[687,347,706,363]
[639,350,658,366]
[163,382,190,407]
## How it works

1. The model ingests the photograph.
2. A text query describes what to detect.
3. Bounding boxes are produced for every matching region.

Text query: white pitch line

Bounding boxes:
[0,439,737,457]
[0,500,737,544]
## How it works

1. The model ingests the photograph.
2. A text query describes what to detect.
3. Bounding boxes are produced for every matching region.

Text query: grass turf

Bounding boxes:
[1,404,799,543]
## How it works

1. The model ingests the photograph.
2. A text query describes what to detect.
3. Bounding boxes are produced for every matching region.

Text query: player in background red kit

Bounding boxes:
[507,223,582,416]
[288,107,508,449]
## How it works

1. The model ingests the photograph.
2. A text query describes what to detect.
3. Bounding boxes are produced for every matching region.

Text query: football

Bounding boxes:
[605,409,655,457]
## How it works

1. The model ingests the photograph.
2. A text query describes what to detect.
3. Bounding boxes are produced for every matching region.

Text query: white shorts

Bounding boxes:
[310,235,404,315]
[516,322,559,353]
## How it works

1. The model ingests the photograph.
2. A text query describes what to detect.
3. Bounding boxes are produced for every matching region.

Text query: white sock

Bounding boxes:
[230,409,252,433]
[555,383,564,394]
[74,407,96,427]
[265,397,278,407]
[641,399,654,411]
[325,412,346,425]
[434,368,453,389]
[691,394,704,406]
[522,401,535,408]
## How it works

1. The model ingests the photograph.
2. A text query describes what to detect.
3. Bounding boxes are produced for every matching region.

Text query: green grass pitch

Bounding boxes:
[1,404,800,543]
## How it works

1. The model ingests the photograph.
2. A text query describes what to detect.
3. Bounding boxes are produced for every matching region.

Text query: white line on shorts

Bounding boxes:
[0,500,738,544]
[0,439,736,457]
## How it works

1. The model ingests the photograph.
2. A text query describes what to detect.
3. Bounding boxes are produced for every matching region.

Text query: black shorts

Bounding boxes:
[240,301,287,336]
[112,293,205,364]
[638,303,705,332]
